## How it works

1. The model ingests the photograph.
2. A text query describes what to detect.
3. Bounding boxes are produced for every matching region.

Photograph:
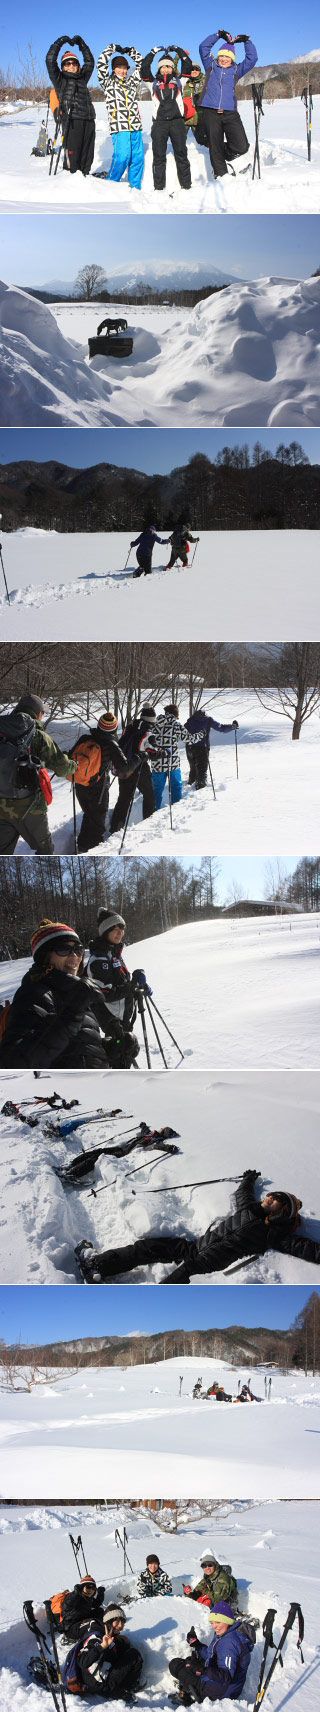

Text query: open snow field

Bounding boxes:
[1,913,319,1071]
[0,95,319,213]
[1,276,320,428]
[0,1069,319,1285]
[0,693,318,854]
[2,530,320,643]
[1,1357,320,1498]
[0,1500,319,1711]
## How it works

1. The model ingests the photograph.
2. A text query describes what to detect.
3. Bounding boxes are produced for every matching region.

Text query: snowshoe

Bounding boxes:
[74,1240,103,1283]
[28,1655,59,1687]
[88,317,133,360]
[169,1695,194,1708]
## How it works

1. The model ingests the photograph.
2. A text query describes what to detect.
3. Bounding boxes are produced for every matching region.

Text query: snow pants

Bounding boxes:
[186,744,209,788]
[169,1656,204,1702]
[80,1643,143,1698]
[134,548,153,575]
[65,113,95,174]
[152,767,183,808]
[200,108,249,177]
[107,130,145,188]
[151,115,191,188]
[75,776,109,852]
[167,546,189,568]
[0,798,53,855]
[110,760,155,831]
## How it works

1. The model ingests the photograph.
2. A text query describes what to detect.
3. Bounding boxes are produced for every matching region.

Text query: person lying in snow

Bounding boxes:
[64,1603,143,1699]
[46,36,95,174]
[198,31,258,178]
[183,1551,237,1611]
[140,47,193,190]
[76,1171,320,1281]
[169,1603,256,1704]
[137,1552,172,1596]
[97,45,145,190]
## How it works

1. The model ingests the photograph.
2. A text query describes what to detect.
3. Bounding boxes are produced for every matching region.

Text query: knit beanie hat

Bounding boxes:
[217,45,236,60]
[61,49,81,68]
[141,705,156,719]
[98,711,118,732]
[146,1553,160,1565]
[104,1603,126,1623]
[158,55,175,71]
[81,1575,96,1589]
[16,693,47,718]
[209,1603,234,1626]
[31,920,82,964]
[112,55,129,71]
[97,905,126,938]
[200,1550,217,1567]
[267,1192,302,1226]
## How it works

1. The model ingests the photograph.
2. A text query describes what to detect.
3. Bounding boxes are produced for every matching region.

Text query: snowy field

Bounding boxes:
[0,1357,320,1498]
[1,913,320,1071]
[0,1500,318,1711]
[0,95,319,213]
[0,693,318,854]
[0,1068,319,1285]
[1,530,320,643]
[1,275,320,428]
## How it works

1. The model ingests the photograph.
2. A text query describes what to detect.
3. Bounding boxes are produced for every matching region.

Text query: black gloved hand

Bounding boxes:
[114,43,125,52]
[234,33,250,42]
[187,1627,200,1647]
[232,719,239,729]
[218,31,234,41]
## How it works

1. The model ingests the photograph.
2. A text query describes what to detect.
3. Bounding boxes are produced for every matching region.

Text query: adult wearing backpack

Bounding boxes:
[110,706,156,834]
[185,709,239,789]
[183,1551,237,1612]
[0,693,76,854]
[86,904,150,1066]
[169,1604,256,1704]
[64,1602,143,1699]
[69,711,129,852]
[0,920,132,1070]
[61,1576,105,1641]
[46,36,95,175]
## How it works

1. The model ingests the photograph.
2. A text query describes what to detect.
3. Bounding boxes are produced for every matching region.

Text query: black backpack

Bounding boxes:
[0,711,40,797]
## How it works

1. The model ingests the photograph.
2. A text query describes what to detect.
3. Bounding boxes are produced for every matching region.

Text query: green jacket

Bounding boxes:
[190,1564,238,1609]
[183,72,206,128]
[32,720,76,778]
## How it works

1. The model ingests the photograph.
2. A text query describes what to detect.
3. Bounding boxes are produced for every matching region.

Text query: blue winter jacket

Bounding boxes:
[199,1620,254,1699]
[199,34,258,111]
[132,529,166,553]
[186,711,235,750]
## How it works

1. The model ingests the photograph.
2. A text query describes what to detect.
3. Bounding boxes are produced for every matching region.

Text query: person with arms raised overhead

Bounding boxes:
[46,36,95,173]
[198,29,258,179]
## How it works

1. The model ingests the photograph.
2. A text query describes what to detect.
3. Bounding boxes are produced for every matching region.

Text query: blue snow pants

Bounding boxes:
[152,768,183,809]
[107,131,145,188]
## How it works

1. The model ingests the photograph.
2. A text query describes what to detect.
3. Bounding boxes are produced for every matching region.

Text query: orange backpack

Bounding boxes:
[50,88,61,114]
[71,741,102,786]
[50,1589,70,1627]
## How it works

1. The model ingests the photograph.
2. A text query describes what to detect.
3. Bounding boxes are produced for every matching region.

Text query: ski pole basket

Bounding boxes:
[88,317,133,359]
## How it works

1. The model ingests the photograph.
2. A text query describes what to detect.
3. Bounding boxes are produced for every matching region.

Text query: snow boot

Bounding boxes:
[74,1240,104,1282]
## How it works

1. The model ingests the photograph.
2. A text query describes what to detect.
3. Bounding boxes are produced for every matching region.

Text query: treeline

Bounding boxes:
[4,1293,320,1373]
[1,447,319,533]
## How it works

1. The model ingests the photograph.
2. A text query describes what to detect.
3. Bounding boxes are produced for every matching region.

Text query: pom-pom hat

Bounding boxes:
[31,920,83,963]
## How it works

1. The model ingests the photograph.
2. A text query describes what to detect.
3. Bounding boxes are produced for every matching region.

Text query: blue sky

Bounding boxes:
[1,1286,317,1346]
[1,427,319,473]
[2,214,320,289]
[1,0,319,75]
[189,857,300,906]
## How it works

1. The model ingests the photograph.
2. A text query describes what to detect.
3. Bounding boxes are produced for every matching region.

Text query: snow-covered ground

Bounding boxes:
[1,275,320,427]
[1,530,320,643]
[1,914,319,1071]
[0,693,318,854]
[0,1500,318,1710]
[1,1357,320,1497]
[0,1500,318,1711]
[0,95,319,213]
[0,1069,319,1285]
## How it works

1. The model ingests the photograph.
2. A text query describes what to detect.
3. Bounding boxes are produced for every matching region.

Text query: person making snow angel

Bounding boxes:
[46,37,95,174]
[198,30,258,179]
[77,1170,320,1281]
[97,45,145,189]
[140,46,193,191]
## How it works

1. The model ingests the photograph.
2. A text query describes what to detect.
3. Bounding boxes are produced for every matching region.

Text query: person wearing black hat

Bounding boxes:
[46,36,95,174]
[61,1576,105,1641]
[0,693,76,855]
[76,1603,143,1699]
[86,905,151,1066]
[110,707,157,834]
[140,47,193,190]
[0,920,134,1070]
[68,710,129,852]
[137,1554,172,1597]
[76,1170,320,1283]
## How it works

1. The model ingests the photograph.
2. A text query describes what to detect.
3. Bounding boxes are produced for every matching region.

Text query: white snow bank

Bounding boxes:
[0,280,120,427]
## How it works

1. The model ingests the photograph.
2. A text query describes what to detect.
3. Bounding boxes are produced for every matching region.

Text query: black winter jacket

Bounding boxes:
[46,36,95,119]
[62,1584,105,1639]
[86,939,136,1032]
[0,966,122,1069]
[192,1171,320,1273]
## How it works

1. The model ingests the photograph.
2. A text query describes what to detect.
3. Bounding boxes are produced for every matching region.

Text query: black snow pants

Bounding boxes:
[80,1644,143,1698]
[186,744,208,788]
[91,1232,198,1280]
[64,112,95,174]
[169,1656,204,1702]
[151,115,191,189]
[200,107,249,177]
[75,776,109,851]
[110,760,155,832]
[134,548,153,576]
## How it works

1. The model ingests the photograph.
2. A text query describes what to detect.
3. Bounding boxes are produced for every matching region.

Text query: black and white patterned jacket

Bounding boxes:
[147,715,201,772]
[97,44,143,131]
[136,1566,172,1598]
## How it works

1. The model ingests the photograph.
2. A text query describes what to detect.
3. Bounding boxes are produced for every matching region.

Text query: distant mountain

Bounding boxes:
[43,259,241,297]
[1,456,318,535]
[3,1318,309,1371]
[292,48,320,61]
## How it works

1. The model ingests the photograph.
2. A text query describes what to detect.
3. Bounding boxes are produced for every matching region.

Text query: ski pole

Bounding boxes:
[124,545,132,570]
[143,1173,242,1195]
[254,1603,304,1708]
[72,780,78,853]
[144,991,168,1068]
[119,760,142,853]
[23,1603,60,1712]
[208,754,216,800]
[190,540,199,567]
[146,994,184,1062]
[252,83,264,180]
[54,98,73,174]
[137,990,151,1068]
[49,111,62,175]
[234,727,239,779]
[224,1253,257,1276]
[44,1604,67,1711]
[0,536,10,605]
[69,1532,88,1576]
[115,1526,134,1576]
[253,1609,277,1710]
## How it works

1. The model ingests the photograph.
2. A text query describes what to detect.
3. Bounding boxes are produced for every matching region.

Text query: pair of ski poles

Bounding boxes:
[252,83,264,179]
[137,986,184,1070]
[0,521,10,604]
[301,84,313,161]
[49,99,74,176]
[124,540,199,575]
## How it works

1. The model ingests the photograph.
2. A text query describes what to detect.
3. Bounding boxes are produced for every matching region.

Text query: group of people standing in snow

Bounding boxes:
[45,32,258,187]
[0,689,239,855]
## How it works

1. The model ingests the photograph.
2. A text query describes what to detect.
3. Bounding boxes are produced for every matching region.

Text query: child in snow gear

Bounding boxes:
[198,32,258,177]
[183,1553,237,1612]
[140,47,193,190]
[66,1603,143,1699]
[81,1170,318,1282]
[0,693,76,855]
[46,37,95,174]
[150,704,199,810]
[185,710,238,789]
[110,708,156,832]
[97,45,145,189]
[69,711,129,851]
[166,524,199,569]
[58,1577,105,1640]
[131,526,170,576]
[0,919,130,1071]
[137,1554,172,1597]
[170,1603,256,1703]
[86,905,148,1066]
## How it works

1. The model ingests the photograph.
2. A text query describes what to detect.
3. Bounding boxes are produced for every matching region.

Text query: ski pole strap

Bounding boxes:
[23,1602,49,1647]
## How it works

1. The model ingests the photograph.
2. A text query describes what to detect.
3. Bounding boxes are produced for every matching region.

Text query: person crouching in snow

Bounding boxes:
[169,1604,256,1705]
[97,45,145,189]
[183,1551,237,1613]
[131,524,171,576]
[137,1553,172,1597]
[198,30,258,179]
[45,37,95,174]
[140,47,192,191]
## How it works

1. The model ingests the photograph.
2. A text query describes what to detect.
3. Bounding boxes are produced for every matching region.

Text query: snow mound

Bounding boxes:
[0,280,119,427]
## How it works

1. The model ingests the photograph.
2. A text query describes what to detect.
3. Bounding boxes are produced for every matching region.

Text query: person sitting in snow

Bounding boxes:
[185,708,238,790]
[75,1171,320,1282]
[183,1550,237,1611]
[131,524,171,577]
[86,903,151,1065]
[0,920,132,1071]
[97,45,145,190]
[169,1603,256,1704]
[46,36,95,174]
[59,1576,105,1641]
[73,1603,143,1699]
[198,30,258,179]
[140,47,193,191]
[137,1552,172,1597]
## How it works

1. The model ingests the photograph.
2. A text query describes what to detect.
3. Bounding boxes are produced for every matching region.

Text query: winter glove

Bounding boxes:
[131,968,152,996]
[232,719,239,729]
[234,34,250,42]
[122,1033,140,1066]
[187,1628,200,1647]
[218,31,234,41]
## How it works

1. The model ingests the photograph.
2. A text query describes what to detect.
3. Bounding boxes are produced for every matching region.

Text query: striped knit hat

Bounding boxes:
[104,1602,126,1623]
[97,906,126,938]
[98,711,118,732]
[31,920,82,964]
